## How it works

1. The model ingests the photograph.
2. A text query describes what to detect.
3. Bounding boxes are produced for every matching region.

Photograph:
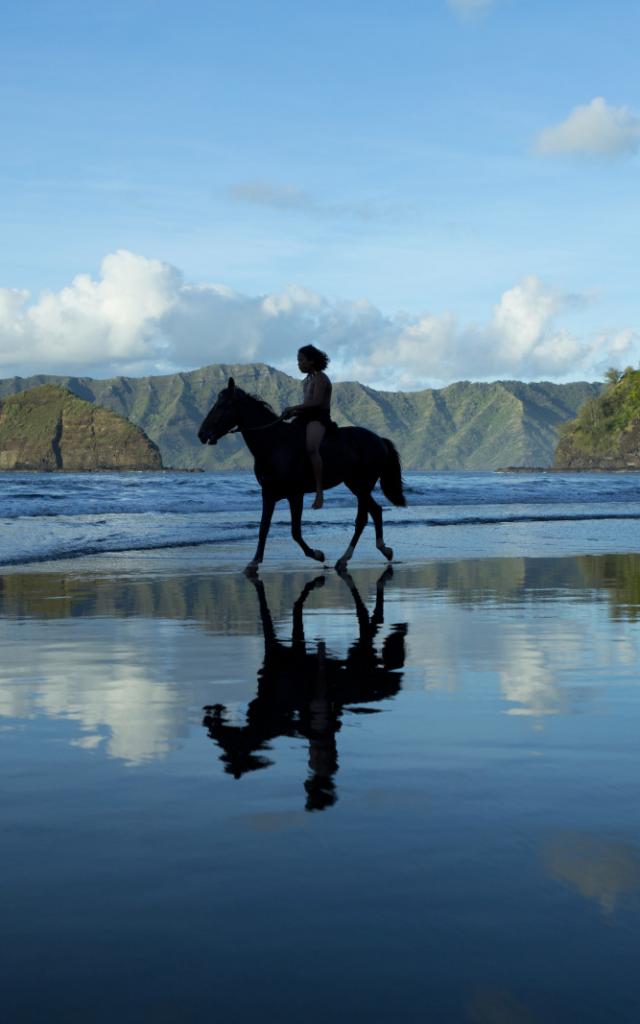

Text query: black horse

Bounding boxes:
[198,378,406,571]
[203,568,407,811]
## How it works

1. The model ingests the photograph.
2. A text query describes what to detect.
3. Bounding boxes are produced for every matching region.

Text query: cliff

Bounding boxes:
[0,385,163,471]
[0,366,601,471]
[554,369,640,470]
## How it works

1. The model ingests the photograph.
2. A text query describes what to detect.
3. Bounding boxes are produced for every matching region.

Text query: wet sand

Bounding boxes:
[2,533,640,1022]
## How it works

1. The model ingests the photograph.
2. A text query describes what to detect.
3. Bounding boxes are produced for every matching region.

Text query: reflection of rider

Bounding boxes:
[301,639,339,811]
[203,569,407,812]
[282,344,336,510]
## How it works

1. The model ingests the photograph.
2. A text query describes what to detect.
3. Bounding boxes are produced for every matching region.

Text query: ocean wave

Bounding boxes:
[2,509,640,568]
[2,471,640,568]
[0,531,261,568]
[387,511,640,528]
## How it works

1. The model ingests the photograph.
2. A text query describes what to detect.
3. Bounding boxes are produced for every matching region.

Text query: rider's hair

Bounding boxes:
[298,344,329,371]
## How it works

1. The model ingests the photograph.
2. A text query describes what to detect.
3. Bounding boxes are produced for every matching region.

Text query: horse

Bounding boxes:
[197,377,406,572]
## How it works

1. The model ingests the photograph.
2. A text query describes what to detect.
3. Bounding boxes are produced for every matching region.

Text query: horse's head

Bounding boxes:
[198,377,242,445]
[202,704,273,777]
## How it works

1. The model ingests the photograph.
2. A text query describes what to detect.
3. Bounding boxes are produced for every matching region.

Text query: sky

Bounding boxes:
[1,0,639,389]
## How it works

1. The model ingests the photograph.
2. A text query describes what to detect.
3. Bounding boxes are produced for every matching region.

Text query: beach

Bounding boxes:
[2,473,640,1022]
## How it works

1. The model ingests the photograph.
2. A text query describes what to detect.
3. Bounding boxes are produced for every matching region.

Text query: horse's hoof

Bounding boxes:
[312,549,325,562]
[382,546,393,561]
[335,559,348,571]
[244,561,260,576]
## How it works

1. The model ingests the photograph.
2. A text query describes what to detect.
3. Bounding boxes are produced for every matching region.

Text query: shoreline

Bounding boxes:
[3,513,640,576]
[0,466,205,474]
[497,465,640,472]
[3,464,640,474]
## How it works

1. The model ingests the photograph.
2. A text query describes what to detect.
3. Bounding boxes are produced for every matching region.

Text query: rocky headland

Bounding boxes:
[554,369,640,470]
[0,385,163,471]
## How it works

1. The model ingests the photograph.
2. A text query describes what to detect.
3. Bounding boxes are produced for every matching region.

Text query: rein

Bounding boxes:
[229,414,287,434]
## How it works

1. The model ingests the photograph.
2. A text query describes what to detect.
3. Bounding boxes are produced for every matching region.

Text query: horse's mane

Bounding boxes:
[236,388,277,417]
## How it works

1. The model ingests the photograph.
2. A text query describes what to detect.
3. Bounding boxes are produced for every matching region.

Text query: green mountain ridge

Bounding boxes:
[0,365,601,471]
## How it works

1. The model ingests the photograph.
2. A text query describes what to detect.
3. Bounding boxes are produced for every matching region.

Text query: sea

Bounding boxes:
[2,469,640,568]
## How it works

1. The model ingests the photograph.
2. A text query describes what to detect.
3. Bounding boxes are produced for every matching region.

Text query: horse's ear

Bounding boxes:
[228,377,235,391]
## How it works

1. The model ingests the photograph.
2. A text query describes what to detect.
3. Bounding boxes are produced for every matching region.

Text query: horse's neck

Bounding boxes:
[238,398,281,458]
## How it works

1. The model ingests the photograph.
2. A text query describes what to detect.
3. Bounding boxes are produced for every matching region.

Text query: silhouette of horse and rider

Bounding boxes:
[203,569,407,811]
[198,345,406,572]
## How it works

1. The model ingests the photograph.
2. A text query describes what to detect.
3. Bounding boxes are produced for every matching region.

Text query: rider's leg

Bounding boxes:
[306,421,326,509]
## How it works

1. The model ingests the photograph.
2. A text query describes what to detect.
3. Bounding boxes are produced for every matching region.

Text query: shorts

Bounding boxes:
[293,408,337,432]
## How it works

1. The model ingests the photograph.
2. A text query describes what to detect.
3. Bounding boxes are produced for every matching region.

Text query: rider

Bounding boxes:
[282,344,335,510]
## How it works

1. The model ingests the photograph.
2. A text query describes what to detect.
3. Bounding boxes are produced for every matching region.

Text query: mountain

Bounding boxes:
[0,385,162,471]
[0,366,601,471]
[555,369,640,470]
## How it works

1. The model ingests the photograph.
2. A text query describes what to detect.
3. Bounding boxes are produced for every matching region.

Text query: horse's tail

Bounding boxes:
[380,439,406,507]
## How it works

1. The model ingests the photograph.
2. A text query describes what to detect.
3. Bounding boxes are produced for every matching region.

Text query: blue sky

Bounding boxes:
[1,0,639,386]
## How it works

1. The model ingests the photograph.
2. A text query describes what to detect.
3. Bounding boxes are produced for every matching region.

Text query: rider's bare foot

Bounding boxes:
[312,493,324,510]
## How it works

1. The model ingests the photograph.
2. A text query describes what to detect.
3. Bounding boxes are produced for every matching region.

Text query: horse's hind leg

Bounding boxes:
[367,495,393,562]
[336,493,368,570]
[288,494,325,563]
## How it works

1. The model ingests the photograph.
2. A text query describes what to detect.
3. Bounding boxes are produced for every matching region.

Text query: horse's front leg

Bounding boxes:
[288,494,325,563]
[336,566,370,637]
[245,492,276,574]
[336,494,368,570]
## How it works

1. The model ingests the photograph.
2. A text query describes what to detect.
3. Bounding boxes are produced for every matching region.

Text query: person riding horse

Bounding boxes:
[198,369,405,572]
[281,344,336,510]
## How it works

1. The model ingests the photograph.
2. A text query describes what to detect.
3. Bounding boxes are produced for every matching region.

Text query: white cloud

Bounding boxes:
[351,276,620,387]
[0,251,180,371]
[1,249,637,387]
[536,97,640,158]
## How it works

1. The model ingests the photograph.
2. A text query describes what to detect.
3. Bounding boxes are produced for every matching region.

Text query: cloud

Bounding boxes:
[535,97,640,158]
[228,178,379,221]
[0,251,180,372]
[1,250,637,387]
[229,180,314,211]
[447,0,496,18]
[354,276,612,387]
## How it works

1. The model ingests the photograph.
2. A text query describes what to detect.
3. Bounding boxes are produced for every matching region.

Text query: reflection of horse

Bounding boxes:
[203,568,407,811]
[197,379,406,571]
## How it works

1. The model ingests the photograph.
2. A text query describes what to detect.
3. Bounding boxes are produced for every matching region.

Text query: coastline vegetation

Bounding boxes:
[555,367,640,469]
